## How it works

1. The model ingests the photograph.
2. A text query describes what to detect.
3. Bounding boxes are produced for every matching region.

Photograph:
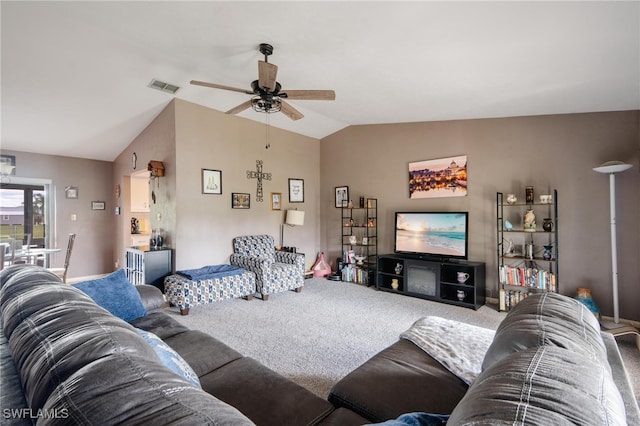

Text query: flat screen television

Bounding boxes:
[394,212,469,260]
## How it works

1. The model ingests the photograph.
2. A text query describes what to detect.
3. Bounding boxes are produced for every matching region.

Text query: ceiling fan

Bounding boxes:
[191,43,335,121]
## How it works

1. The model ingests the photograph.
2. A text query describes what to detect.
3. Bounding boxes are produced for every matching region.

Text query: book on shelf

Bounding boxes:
[500,289,529,311]
[499,265,556,292]
[341,264,369,284]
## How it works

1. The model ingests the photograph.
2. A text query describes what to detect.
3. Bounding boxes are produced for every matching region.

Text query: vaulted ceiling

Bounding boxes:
[2,1,638,161]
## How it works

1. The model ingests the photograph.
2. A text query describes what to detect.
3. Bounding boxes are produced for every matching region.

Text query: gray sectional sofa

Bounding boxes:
[329,291,640,425]
[1,264,638,425]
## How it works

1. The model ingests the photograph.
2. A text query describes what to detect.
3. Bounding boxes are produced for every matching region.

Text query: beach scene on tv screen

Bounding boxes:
[396,213,466,257]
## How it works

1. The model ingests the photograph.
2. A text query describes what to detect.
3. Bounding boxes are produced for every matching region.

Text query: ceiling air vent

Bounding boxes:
[148,79,180,95]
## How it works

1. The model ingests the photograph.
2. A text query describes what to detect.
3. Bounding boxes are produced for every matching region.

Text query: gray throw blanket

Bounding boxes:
[176,264,244,281]
[400,316,495,385]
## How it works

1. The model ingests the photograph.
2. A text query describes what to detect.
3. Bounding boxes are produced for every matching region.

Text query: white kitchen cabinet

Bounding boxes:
[131,175,150,212]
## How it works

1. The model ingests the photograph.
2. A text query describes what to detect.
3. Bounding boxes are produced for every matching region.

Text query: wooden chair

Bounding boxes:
[47,233,76,283]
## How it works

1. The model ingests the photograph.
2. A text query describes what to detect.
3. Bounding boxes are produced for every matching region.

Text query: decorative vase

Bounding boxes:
[543,218,553,232]
[394,263,403,275]
[506,194,517,205]
[574,287,600,319]
[523,209,536,231]
[525,186,534,204]
[391,279,399,290]
[543,245,553,260]
[456,290,465,301]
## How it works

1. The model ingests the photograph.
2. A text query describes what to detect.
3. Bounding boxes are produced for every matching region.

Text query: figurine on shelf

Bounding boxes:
[525,186,534,204]
[391,279,399,290]
[523,209,536,231]
[347,200,354,208]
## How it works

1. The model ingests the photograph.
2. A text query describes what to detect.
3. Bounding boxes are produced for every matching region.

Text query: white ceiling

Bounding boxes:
[1,1,638,162]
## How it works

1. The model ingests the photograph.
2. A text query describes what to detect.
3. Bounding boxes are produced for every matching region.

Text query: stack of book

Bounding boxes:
[498,265,556,291]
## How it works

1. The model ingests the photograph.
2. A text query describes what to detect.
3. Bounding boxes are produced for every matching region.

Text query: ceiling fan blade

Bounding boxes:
[258,61,278,91]
[226,100,253,115]
[281,90,336,101]
[280,100,304,121]
[190,80,253,95]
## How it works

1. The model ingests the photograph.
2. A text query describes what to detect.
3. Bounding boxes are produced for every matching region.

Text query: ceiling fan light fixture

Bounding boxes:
[251,96,281,114]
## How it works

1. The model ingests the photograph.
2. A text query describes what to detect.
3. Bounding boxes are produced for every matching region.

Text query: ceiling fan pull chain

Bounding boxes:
[265,113,271,149]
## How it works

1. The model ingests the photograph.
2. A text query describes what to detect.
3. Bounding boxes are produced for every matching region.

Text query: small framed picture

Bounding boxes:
[202,169,222,194]
[65,186,78,199]
[362,237,368,246]
[335,186,349,208]
[91,201,105,210]
[288,178,304,203]
[271,192,282,211]
[0,154,16,176]
[232,193,250,209]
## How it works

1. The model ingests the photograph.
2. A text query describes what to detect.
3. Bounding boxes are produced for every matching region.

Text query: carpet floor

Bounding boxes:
[169,277,639,404]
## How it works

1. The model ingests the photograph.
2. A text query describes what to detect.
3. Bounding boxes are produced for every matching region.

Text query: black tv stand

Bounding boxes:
[377,254,486,310]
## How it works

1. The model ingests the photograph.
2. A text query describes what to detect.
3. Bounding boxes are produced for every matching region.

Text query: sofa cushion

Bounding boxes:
[1,272,158,411]
[42,354,255,425]
[328,339,468,423]
[130,310,191,340]
[482,292,606,370]
[316,407,370,426]
[448,346,627,425]
[135,328,201,388]
[74,269,147,322]
[163,330,244,378]
[200,357,334,426]
[135,284,165,312]
[1,265,255,425]
[0,317,31,426]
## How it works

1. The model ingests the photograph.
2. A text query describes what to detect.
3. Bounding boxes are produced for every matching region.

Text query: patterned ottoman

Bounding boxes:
[164,267,256,315]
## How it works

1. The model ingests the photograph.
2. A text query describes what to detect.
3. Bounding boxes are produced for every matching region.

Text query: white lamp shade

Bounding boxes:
[593,161,632,174]
[285,210,305,226]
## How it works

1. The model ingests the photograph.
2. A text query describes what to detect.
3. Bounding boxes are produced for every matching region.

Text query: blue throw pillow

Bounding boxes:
[74,269,147,322]
[368,412,449,426]
[135,328,201,388]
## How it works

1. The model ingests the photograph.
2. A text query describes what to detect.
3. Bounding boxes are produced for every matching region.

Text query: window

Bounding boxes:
[0,183,46,248]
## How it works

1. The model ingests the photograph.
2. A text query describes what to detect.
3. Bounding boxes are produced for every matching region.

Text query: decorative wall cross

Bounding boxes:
[246,160,272,202]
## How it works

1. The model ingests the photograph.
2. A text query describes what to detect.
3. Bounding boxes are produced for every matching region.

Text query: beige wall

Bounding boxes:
[0,149,114,278]
[7,108,638,321]
[112,102,177,271]
[173,100,320,270]
[112,99,320,274]
[320,111,640,321]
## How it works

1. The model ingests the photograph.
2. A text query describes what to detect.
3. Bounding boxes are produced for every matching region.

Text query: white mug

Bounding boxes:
[457,272,470,283]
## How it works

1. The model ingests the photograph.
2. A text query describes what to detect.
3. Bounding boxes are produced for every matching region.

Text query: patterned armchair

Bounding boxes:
[230,235,305,300]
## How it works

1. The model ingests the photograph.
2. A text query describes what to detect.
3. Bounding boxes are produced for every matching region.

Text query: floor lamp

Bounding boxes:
[593,160,639,350]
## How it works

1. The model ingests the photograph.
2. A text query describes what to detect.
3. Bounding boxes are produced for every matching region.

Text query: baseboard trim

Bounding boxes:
[600,315,640,330]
